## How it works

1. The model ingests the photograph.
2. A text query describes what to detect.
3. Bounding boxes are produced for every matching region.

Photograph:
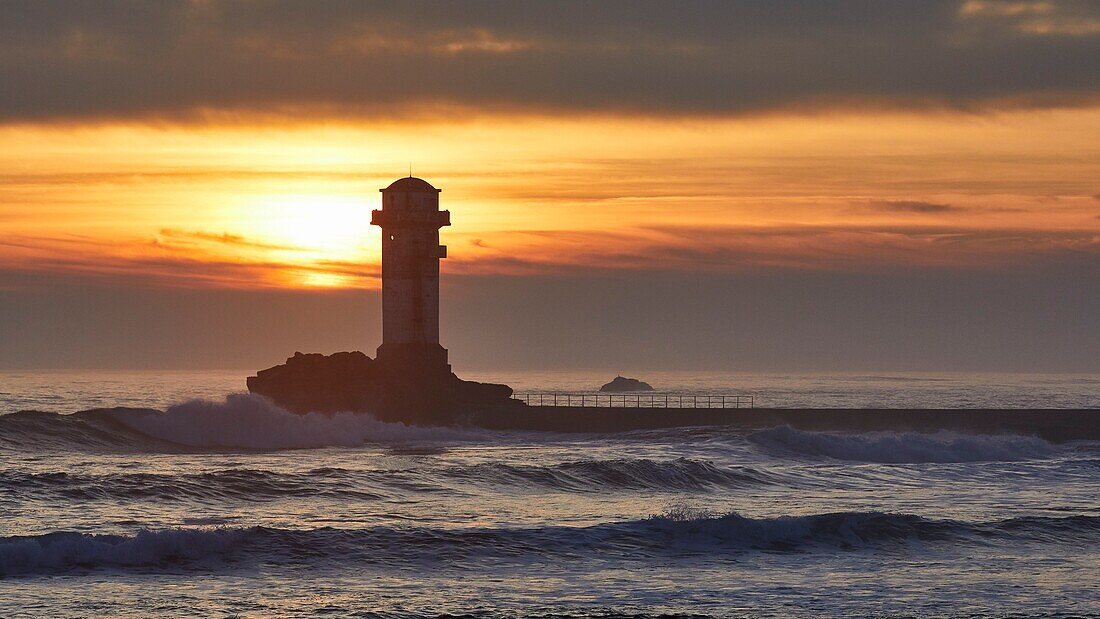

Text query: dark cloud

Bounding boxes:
[1,1,1098,122]
[868,200,963,213]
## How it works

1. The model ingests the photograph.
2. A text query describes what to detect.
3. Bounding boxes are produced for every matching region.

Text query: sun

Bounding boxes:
[210,192,383,288]
[237,193,379,260]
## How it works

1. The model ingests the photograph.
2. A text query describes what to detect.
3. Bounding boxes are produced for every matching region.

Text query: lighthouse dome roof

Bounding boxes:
[383,177,438,192]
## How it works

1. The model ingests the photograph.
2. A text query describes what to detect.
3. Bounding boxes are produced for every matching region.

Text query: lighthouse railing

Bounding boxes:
[510,393,754,409]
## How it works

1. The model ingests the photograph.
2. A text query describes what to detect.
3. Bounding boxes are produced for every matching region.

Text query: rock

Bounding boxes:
[246,351,520,425]
[599,376,654,392]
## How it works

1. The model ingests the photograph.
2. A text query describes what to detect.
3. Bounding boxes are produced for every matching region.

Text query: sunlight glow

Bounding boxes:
[237,193,377,260]
[1,108,1098,288]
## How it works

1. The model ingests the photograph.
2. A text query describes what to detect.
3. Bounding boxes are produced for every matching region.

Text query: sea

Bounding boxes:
[1,370,1098,618]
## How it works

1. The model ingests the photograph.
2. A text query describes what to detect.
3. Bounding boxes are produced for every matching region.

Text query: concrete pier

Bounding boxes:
[470,406,1099,442]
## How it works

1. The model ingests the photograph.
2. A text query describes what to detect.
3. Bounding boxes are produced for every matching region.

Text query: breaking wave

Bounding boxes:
[0,458,783,503]
[0,528,249,576]
[0,409,170,452]
[116,394,504,449]
[4,511,1097,576]
[748,426,1058,463]
[0,394,505,452]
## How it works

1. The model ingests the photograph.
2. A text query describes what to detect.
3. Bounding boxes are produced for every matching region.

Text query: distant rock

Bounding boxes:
[599,376,654,392]
[246,351,519,425]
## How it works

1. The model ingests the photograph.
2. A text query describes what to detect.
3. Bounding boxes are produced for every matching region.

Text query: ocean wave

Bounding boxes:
[0,468,385,502]
[748,426,1058,463]
[0,458,777,503]
[5,511,1096,576]
[0,527,250,576]
[444,458,782,492]
[112,394,503,449]
[0,395,507,452]
[0,409,173,452]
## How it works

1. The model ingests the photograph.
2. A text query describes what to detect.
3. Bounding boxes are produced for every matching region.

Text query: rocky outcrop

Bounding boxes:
[599,376,654,392]
[246,351,520,425]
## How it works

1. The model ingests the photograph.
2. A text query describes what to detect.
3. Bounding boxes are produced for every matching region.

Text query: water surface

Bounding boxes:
[2,370,1097,618]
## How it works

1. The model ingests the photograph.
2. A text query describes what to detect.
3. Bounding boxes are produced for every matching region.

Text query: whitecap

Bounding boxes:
[110,393,503,450]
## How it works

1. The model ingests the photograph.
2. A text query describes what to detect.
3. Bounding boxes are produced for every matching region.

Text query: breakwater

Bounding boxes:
[475,406,1100,441]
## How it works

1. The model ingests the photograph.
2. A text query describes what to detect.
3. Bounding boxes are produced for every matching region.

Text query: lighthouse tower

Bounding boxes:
[371,177,451,378]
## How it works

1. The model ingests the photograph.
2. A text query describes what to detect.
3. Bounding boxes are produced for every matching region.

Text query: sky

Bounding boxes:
[1,0,1099,371]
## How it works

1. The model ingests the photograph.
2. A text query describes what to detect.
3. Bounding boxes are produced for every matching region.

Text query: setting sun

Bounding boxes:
[238,193,378,259]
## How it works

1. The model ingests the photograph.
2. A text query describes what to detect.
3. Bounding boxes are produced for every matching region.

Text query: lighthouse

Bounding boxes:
[371,177,451,378]
[248,175,516,422]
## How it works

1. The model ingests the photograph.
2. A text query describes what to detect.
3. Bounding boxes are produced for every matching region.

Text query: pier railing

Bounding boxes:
[511,393,754,409]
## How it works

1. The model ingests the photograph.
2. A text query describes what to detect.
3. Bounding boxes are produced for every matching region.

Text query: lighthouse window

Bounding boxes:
[389,234,395,241]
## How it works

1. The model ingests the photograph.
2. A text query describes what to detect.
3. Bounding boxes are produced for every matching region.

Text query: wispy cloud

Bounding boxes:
[961,0,1100,36]
[959,1,1054,17]
[157,229,304,252]
[867,200,963,214]
[0,233,378,289]
[9,223,1099,291]
[444,224,1100,277]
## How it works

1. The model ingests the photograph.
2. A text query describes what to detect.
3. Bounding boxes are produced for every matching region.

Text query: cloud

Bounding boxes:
[1,1,1099,123]
[868,200,963,213]
[960,0,1100,36]
[157,229,304,252]
[5,220,1100,291]
[443,224,1100,277]
[0,233,379,289]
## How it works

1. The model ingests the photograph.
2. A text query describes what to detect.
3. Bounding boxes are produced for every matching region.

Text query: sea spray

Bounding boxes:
[111,393,502,449]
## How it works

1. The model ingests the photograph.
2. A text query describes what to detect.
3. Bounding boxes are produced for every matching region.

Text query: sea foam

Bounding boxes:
[110,393,499,449]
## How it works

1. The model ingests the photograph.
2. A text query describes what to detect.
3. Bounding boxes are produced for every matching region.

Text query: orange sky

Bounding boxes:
[2,108,1098,289]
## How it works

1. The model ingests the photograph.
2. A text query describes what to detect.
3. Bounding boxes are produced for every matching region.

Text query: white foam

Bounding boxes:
[748,426,1057,463]
[111,393,500,449]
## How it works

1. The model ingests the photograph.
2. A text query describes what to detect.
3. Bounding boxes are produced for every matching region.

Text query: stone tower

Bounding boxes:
[371,177,451,378]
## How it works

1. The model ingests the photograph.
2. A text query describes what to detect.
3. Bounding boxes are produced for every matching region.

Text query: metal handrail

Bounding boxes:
[510,393,754,409]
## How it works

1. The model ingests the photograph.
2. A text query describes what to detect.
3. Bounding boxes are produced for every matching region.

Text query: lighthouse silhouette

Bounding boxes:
[247,175,517,421]
[371,176,452,378]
